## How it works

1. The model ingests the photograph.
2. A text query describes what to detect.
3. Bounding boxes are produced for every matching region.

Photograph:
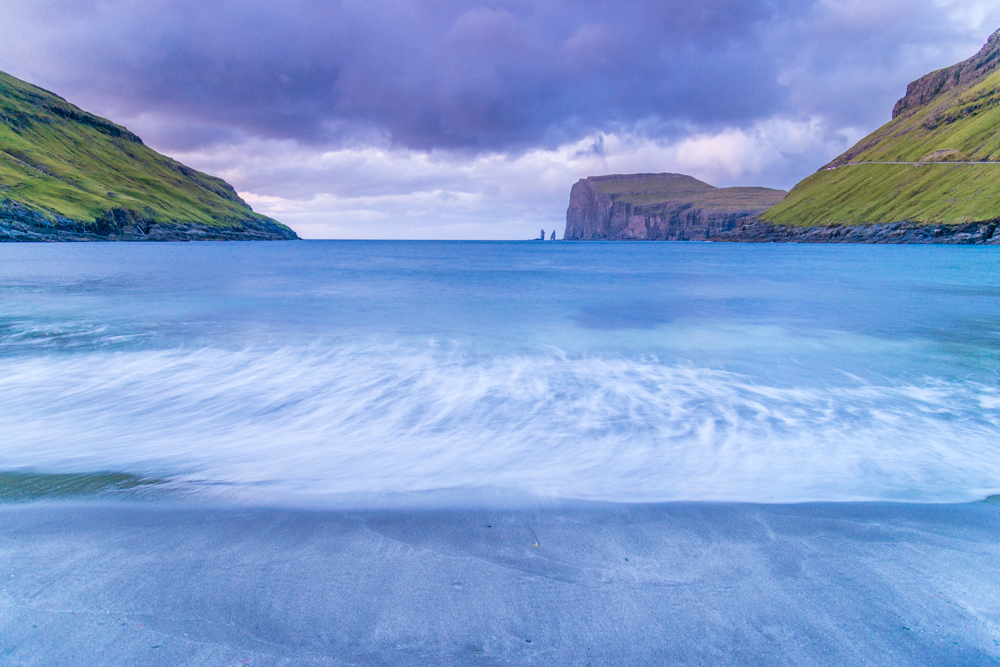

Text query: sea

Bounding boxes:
[1,240,999,506]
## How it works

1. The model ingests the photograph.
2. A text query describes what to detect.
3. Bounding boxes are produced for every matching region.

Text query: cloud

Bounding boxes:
[0,0,999,237]
[0,0,877,151]
[168,118,858,239]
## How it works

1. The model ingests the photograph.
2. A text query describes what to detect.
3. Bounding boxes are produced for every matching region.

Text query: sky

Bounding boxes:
[2,1,999,239]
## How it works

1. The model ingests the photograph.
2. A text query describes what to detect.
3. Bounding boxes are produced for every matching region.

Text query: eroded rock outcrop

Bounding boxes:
[563,173,786,240]
[891,28,1000,120]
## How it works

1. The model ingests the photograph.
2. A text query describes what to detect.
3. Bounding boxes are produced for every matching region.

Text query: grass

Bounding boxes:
[836,69,1000,165]
[763,69,1000,226]
[0,70,289,230]
[763,164,1000,226]
[592,174,713,195]
[589,174,785,210]
[617,186,786,209]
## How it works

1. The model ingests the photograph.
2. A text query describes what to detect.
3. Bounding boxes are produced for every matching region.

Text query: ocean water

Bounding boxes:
[1,240,998,506]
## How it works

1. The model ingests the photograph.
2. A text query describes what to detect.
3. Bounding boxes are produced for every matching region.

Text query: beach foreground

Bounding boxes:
[1,501,997,666]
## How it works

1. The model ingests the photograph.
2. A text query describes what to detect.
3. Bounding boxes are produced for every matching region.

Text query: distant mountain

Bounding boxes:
[746,29,1000,243]
[0,70,296,241]
[563,173,785,240]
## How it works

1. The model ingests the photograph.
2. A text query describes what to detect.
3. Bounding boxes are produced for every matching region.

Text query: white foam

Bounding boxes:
[1,344,998,504]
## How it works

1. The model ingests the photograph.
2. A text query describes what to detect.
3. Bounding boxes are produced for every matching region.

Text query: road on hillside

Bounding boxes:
[827,161,1000,169]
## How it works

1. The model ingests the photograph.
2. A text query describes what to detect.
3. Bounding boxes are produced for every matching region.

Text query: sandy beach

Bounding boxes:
[1,500,997,666]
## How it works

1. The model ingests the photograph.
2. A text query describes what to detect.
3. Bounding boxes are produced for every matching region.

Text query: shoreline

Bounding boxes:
[711,218,1000,244]
[2,500,998,666]
[0,201,298,242]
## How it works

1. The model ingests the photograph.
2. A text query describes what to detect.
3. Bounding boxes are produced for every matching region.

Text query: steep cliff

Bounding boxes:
[890,29,1000,123]
[563,173,785,240]
[0,70,297,241]
[756,28,1000,240]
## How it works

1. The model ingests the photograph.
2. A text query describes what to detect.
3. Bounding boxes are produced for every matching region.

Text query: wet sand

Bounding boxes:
[1,501,998,666]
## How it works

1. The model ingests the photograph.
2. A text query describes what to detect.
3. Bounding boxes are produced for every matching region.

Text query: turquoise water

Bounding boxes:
[1,241,998,504]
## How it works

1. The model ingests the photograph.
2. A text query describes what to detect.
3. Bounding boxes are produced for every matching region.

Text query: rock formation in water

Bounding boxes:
[739,27,1000,243]
[563,173,785,240]
[0,70,297,241]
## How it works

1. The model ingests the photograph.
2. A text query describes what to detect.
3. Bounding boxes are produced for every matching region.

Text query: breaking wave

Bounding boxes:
[2,343,998,505]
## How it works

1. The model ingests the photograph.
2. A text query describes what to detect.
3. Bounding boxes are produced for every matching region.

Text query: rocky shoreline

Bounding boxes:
[0,201,298,242]
[712,217,1000,244]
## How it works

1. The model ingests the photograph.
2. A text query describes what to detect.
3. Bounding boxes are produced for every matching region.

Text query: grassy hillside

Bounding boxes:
[590,174,785,209]
[763,31,1000,227]
[592,173,714,196]
[763,163,1000,227]
[616,186,786,209]
[0,70,291,233]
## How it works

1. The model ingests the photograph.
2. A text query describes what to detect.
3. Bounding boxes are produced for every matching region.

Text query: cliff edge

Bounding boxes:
[747,27,1000,243]
[564,173,785,240]
[0,70,297,241]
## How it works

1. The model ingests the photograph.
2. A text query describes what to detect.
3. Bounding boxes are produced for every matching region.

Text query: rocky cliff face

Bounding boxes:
[564,173,785,240]
[892,28,1000,119]
[825,28,1000,170]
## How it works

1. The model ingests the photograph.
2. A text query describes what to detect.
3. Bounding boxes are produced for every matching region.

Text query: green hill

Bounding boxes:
[762,28,1000,229]
[589,173,784,209]
[0,70,296,241]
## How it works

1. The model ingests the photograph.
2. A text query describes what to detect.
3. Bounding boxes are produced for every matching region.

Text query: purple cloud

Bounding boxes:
[1,1,999,238]
[0,0,946,152]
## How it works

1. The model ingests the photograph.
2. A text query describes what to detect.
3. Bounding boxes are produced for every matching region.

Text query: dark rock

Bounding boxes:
[0,200,298,242]
[713,217,1000,245]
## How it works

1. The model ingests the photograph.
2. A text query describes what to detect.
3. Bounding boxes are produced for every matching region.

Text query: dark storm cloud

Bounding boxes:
[0,0,995,155]
[2,0,797,149]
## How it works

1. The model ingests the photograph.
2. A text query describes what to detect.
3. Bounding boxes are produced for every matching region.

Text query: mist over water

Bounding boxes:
[1,241,998,505]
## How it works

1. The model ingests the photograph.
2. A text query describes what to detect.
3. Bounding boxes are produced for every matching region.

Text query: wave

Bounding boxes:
[1,344,998,505]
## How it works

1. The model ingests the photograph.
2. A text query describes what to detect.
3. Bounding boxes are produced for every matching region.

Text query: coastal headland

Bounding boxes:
[759,28,1000,235]
[0,71,297,241]
[563,173,786,240]
[569,28,1000,244]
